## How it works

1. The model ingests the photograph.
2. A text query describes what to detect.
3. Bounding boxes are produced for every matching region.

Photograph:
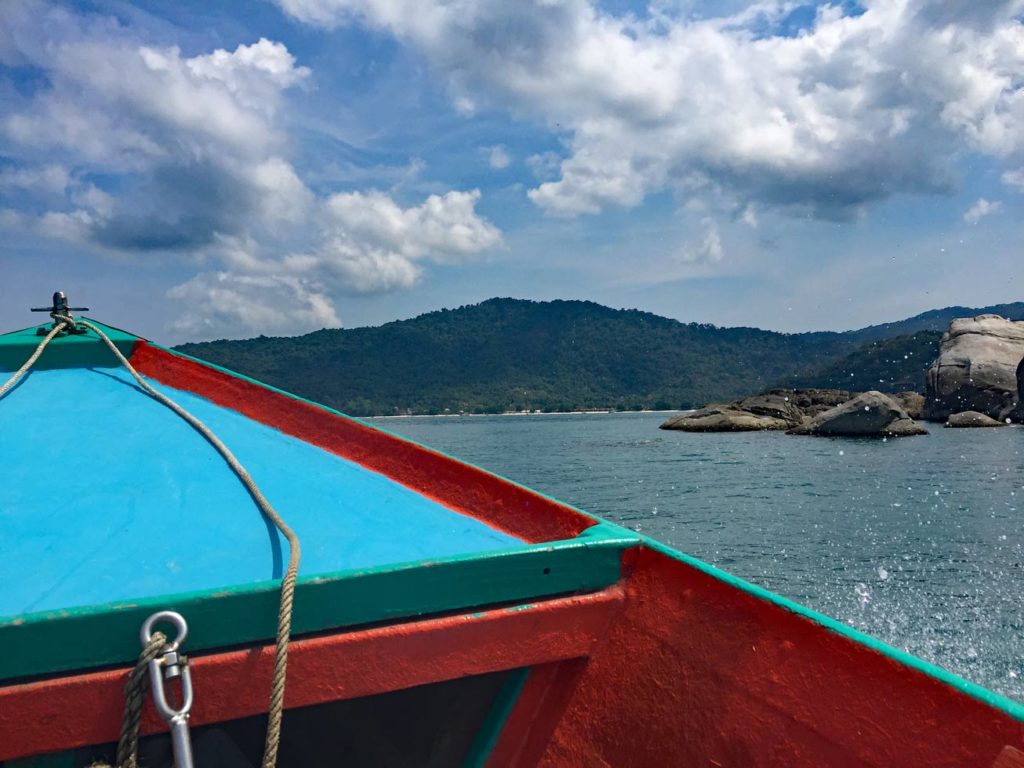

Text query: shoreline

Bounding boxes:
[369,409,692,419]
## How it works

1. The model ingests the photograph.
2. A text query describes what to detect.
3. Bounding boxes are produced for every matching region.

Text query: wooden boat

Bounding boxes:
[2,295,1024,768]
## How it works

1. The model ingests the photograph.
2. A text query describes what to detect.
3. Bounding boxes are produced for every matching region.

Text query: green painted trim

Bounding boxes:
[640,536,1024,723]
[0,534,633,683]
[462,667,531,768]
[0,320,139,372]
[158,344,607,533]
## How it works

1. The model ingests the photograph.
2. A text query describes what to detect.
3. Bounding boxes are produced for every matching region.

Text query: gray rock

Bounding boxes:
[892,391,926,420]
[763,388,852,417]
[945,410,1006,428]
[925,315,1024,421]
[660,391,804,432]
[660,388,928,434]
[730,392,805,423]
[659,407,792,432]
[788,391,928,437]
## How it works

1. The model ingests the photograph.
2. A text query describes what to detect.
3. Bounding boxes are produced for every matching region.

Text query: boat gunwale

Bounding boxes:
[0,530,634,683]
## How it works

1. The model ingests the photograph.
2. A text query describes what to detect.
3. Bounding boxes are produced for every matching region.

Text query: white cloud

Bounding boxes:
[276,0,1024,220]
[0,164,71,194]
[0,209,28,230]
[37,209,96,242]
[168,272,341,338]
[1002,167,1024,191]
[185,38,311,96]
[526,152,561,181]
[1,4,314,253]
[243,157,317,225]
[279,189,499,291]
[679,218,724,264]
[963,197,1003,223]
[168,189,501,335]
[0,1,503,338]
[487,145,511,169]
[5,37,306,168]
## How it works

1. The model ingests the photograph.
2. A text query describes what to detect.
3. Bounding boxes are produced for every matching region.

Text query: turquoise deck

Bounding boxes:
[0,324,627,681]
[0,365,520,619]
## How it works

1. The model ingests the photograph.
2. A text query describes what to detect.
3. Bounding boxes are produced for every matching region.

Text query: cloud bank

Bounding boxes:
[277,0,1024,220]
[0,0,501,336]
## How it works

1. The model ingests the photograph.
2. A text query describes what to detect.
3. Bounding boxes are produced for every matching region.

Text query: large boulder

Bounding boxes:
[659,406,791,432]
[945,411,1006,428]
[892,391,926,420]
[788,391,928,437]
[925,315,1024,421]
[660,392,803,432]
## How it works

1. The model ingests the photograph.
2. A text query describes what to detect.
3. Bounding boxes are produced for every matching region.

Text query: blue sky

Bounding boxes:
[1,0,1022,341]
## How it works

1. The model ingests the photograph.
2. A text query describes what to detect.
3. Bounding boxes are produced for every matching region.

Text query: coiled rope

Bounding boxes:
[102,631,169,768]
[0,317,301,768]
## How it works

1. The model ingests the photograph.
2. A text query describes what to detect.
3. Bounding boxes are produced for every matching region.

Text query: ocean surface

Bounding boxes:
[370,411,1024,702]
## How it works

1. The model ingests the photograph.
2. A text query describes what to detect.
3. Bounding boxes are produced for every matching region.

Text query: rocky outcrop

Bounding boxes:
[659,388,929,433]
[945,411,1006,428]
[763,388,852,417]
[925,315,1024,421]
[787,391,928,437]
[660,392,803,432]
[892,391,925,420]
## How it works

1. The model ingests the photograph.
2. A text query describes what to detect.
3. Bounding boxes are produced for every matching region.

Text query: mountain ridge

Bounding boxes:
[174,298,1024,416]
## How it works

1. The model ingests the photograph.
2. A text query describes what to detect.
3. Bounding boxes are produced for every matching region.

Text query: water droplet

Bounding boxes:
[839,449,845,456]
[855,583,872,607]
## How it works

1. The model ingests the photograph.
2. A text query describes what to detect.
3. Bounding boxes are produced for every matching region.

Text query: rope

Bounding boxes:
[113,631,169,768]
[2,317,301,768]
[0,323,64,399]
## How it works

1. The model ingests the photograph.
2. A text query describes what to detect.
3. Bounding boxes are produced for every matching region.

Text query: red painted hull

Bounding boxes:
[5,546,1024,766]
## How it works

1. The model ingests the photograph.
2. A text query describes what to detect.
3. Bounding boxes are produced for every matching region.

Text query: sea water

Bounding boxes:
[370,412,1024,702]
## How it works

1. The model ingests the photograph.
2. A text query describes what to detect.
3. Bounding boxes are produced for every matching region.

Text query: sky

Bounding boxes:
[1,0,1022,343]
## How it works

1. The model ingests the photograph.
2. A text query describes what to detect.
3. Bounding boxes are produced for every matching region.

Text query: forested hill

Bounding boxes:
[844,302,1024,343]
[173,298,1022,416]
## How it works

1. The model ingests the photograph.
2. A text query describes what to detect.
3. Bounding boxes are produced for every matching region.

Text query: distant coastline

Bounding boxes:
[370,409,691,419]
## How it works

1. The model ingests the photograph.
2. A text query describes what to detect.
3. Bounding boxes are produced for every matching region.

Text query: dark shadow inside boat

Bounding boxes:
[41,668,516,768]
